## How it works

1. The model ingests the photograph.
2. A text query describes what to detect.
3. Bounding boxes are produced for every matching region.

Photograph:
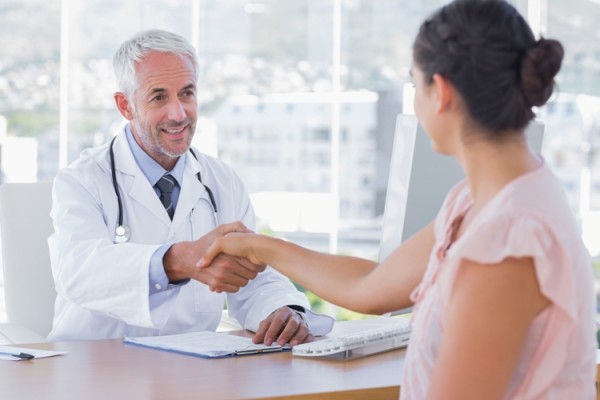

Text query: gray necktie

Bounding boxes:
[155,174,176,220]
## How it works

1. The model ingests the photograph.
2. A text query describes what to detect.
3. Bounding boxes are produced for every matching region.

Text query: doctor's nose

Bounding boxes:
[166,99,186,122]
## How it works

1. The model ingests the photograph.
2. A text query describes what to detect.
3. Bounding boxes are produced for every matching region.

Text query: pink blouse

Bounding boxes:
[401,163,597,399]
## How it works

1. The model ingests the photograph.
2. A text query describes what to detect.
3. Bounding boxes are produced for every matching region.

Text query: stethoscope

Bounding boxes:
[109,136,218,243]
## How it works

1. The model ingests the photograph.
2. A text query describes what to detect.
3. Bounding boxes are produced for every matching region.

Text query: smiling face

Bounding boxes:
[115,51,197,170]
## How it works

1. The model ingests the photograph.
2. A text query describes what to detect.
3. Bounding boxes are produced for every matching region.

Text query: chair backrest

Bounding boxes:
[0,182,56,337]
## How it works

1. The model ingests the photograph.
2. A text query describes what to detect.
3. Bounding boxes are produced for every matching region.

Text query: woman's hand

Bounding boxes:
[164,221,264,292]
[196,230,267,270]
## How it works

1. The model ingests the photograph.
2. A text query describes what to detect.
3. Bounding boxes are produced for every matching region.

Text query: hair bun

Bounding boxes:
[520,38,564,107]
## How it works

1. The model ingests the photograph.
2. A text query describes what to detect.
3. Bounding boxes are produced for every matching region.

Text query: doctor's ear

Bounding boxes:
[114,92,134,121]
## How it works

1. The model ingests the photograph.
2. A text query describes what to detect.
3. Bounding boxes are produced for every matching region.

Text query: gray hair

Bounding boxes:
[113,29,198,98]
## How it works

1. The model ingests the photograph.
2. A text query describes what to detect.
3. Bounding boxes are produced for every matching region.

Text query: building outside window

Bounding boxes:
[1,0,599,321]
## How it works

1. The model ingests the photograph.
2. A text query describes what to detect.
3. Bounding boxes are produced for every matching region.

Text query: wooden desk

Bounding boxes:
[2,322,598,400]
[0,324,405,400]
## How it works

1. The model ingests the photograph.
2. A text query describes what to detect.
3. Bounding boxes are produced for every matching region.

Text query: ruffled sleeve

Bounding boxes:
[447,214,578,324]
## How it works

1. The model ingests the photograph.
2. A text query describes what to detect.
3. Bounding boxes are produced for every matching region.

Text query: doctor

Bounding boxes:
[47,29,333,344]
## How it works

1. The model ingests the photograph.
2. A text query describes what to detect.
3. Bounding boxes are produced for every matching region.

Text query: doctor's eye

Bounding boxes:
[180,90,196,100]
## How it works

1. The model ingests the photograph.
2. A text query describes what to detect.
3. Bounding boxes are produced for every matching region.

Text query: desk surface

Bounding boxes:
[2,321,598,400]
[0,320,405,400]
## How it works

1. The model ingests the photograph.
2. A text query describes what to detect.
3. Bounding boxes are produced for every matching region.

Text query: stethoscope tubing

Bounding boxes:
[109,135,217,243]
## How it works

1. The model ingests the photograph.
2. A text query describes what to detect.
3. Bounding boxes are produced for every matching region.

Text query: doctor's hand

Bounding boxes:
[163,222,266,292]
[253,306,314,347]
[195,252,266,293]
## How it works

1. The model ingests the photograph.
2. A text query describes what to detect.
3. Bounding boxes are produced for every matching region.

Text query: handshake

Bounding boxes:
[162,222,316,346]
[163,221,267,293]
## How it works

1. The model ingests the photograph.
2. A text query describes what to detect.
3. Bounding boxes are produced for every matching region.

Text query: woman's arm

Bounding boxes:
[427,257,550,400]
[200,221,435,314]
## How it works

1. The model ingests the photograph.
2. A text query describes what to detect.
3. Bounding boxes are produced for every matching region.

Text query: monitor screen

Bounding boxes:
[378,114,545,261]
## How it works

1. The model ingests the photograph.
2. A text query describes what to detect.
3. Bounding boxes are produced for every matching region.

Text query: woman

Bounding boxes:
[200,0,596,398]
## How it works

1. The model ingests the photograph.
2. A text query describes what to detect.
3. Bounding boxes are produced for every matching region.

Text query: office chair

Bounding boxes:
[0,181,245,342]
[0,182,56,344]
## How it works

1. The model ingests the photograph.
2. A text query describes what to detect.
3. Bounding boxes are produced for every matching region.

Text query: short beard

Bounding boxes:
[130,116,194,159]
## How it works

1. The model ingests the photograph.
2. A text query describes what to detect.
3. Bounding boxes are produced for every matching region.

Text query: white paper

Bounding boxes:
[596,349,600,364]
[0,345,68,361]
[124,331,287,358]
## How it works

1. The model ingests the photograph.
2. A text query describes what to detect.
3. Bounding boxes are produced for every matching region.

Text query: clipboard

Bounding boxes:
[123,331,290,359]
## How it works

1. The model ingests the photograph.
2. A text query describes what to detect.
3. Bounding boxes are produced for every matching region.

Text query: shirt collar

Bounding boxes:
[124,124,186,187]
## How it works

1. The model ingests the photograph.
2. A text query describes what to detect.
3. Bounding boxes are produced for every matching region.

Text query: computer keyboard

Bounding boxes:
[292,321,411,360]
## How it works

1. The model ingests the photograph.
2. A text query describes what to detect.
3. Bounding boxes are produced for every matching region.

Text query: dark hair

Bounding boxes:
[413,0,564,134]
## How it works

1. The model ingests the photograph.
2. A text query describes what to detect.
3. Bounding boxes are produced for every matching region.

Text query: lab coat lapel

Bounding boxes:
[112,133,171,225]
[171,152,211,229]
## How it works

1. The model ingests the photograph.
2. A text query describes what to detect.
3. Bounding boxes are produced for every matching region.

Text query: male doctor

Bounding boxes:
[47,29,333,345]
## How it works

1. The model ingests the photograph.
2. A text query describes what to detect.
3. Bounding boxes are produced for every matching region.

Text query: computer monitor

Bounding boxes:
[378,114,545,261]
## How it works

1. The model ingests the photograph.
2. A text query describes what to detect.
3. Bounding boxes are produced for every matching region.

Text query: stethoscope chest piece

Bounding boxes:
[114,224,131,243]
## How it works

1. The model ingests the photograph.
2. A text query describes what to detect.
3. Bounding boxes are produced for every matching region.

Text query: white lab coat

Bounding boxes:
[47,131,331,341]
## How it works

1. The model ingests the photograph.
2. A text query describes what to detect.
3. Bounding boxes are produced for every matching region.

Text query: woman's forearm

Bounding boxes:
[253,236,380,313]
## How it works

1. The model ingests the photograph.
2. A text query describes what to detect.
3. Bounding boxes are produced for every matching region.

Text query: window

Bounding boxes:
[1,0,598,322]
[540,0,600,260]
